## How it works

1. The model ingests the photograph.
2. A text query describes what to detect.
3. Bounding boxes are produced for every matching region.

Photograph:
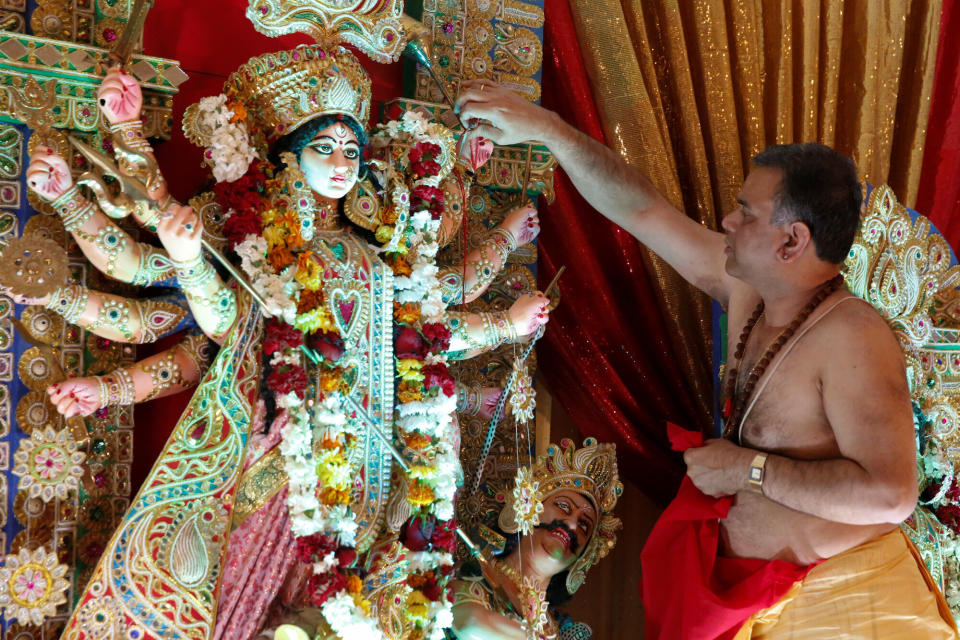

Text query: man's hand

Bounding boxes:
[98,68,143,124]
[26,148,72,201]
[683,439,755,498]
[455,80,552,146]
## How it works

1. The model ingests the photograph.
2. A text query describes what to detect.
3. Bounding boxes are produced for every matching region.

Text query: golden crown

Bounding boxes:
[507,438,623,594]
[225,44,371,143]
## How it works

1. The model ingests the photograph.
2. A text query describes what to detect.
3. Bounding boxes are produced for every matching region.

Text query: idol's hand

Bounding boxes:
[508,291,550,337]
[500,203,540,246]
[477,387,503,420]
[98,68,143,124]
[455,80,549,146]
[683,438,755,497]
[157,205,202,263]
[26,148,72,201]
[47,378,103,417]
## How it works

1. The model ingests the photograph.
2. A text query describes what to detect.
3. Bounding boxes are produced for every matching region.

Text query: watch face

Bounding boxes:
[749,466,763,482]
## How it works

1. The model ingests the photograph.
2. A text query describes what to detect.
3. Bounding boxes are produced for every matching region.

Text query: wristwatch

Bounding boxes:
[747,452,768,494]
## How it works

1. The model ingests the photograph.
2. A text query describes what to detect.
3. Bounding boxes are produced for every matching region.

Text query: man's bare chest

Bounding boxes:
[725,324,836,455]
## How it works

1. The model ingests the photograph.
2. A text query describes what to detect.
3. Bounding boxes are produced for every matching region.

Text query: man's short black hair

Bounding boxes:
[752,143,862,264]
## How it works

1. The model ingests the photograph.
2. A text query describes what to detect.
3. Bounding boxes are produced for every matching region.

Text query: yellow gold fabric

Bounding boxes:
[566,0,943,432]
[735,529,957,639]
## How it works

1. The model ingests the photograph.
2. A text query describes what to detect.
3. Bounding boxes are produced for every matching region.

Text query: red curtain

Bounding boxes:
[536,1,700,505]
[917,0,960,246]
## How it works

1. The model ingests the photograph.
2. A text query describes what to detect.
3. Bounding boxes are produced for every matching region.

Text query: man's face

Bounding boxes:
[720,166,786,280]
[528,490,596,570]
[300,121,361,199]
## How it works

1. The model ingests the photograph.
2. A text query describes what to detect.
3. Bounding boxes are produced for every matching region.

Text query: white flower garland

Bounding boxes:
[197,94,258,183]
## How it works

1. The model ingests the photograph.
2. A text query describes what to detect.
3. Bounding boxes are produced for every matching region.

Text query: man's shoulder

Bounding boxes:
[808,291,905,365]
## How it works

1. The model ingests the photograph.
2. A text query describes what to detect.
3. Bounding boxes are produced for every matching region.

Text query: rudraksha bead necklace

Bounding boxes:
[722,274,844,442]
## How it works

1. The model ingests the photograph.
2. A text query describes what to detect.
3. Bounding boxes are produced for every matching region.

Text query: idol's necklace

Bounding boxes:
[494,559,549,640]
[722,275,843,443]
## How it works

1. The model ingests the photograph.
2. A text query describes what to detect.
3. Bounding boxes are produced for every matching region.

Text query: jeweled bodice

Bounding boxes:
[311,228,394,552]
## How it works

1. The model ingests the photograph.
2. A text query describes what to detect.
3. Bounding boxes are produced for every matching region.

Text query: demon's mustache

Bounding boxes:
[535,519,579,554]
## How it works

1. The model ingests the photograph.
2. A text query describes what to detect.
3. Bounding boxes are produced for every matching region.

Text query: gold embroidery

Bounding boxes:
[231,447,288,530]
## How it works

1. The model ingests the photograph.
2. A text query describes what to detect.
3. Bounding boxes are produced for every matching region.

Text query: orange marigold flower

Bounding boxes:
[227,101,247,123]
[407,480,435,507]
[320,371,341,392]
[407,574,427,589]
[403,431,431,450]
[394,302,421,324]
[267,246,295,271]
[321,436,340,450]
[297,289,324,314]
[320,487,351,505]
[397,380,423,402]
[387,254,412,277]
[346,575,363,594]
[276,209,300,229]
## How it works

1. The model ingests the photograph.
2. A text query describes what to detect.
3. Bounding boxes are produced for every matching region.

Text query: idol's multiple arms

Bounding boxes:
[46,331,212,418]
[155,206,238,342]
[25,70,176,286]
[439,203,540,305]
[446,291,549,354]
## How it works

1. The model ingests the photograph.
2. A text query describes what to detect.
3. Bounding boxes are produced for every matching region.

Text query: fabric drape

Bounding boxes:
[539,0,944,504]
[917,0,960,246]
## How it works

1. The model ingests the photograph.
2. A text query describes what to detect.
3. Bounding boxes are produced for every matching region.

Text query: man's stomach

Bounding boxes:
[719,492,899,565]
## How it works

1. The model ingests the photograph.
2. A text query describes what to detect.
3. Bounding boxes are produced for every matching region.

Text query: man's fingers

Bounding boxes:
[466,123,505,145]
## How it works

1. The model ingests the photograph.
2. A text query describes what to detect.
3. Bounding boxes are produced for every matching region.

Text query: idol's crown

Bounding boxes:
[225,44,371,142]
[535,438,622,593]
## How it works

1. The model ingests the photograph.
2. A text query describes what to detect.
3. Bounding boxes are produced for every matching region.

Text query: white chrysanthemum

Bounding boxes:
[321,592,383,640]
[208,121,258,183]
[236,234,268,275]
[0,546,70,626]
[313,552,338,575]
[425,602,455,640]
[13,426,85,503]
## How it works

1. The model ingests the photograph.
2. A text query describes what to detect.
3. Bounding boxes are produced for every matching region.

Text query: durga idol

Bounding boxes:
[48,42,549,640]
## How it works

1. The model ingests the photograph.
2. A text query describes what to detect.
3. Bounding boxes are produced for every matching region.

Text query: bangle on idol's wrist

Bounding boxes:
[44,284,89,324]
[109,119,153,154]
[51,185,96,232]
[481,311,518,347]
[491,226,518,252]
[173,254,216,289]
[456,382,483,416]
[96,369,136,406]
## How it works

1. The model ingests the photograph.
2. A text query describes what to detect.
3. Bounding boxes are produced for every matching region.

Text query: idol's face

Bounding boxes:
[300,121,361,199]
[529,490,597,570]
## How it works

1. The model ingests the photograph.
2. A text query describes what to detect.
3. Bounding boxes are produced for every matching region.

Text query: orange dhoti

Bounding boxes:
[737,529,958,639]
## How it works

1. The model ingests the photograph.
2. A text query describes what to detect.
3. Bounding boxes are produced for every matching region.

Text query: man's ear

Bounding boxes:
[778,221,812,262]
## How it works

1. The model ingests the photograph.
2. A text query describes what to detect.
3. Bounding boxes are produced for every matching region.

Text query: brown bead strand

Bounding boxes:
[722,275,844,442]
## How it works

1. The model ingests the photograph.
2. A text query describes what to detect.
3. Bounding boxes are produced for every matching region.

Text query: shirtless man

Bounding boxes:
[454,82,957,638]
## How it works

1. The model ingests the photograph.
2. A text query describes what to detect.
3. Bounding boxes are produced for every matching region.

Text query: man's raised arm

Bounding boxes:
[455,80,737,304]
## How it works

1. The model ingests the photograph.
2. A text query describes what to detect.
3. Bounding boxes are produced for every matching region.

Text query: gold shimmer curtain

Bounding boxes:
[566,0,942,429]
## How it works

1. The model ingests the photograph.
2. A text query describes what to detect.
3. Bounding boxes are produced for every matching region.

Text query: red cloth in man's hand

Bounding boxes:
[640,424,814,640]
